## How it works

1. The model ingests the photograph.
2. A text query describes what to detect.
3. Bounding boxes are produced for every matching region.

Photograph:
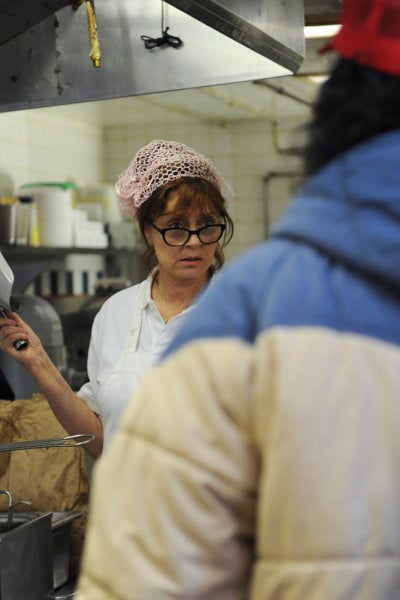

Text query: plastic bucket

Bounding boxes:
[19,182,77,247]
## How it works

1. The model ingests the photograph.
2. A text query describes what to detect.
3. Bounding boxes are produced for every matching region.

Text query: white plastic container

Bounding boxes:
[77,183,123,223]
[15,200,31,245]
[65,253,105,295]
[19,182,77,247]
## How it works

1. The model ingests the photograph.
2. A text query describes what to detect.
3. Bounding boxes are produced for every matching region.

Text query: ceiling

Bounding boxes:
[304,0,341,25]
[95,0,342,127]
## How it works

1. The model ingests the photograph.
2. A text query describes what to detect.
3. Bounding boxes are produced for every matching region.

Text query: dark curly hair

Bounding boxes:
[304,57,400,176]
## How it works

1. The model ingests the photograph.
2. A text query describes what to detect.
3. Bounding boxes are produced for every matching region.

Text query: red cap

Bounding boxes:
[320,0,400,76]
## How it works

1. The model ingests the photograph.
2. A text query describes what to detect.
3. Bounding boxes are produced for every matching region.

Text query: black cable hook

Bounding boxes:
[141,27,183,49]
[141,1,183,50]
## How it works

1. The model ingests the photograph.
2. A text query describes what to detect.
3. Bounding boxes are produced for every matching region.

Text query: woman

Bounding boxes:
[0,140,234,458]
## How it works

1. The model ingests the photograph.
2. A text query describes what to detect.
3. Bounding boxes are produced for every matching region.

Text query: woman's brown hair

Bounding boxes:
[136,177,234,275]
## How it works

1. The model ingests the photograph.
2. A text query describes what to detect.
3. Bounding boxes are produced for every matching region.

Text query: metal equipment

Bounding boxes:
[0,293,67,399]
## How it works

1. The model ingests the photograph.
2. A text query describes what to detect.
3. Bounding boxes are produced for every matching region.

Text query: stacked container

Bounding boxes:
[19,182,78,247]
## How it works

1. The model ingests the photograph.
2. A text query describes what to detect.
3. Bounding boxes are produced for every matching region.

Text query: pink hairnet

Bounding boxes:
[115,139,233,219]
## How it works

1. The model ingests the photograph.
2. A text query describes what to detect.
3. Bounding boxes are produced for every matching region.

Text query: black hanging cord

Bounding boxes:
[141,1,183,49]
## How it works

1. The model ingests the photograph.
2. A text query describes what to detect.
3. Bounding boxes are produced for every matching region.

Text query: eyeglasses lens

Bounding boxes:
[165,225,223,246]
[165,229,188,245]
[198,225,222,243]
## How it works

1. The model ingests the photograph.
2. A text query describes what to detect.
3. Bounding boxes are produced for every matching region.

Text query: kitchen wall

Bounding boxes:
[0,103,104,186]
[104,114,307,261]
[0,98,309,262]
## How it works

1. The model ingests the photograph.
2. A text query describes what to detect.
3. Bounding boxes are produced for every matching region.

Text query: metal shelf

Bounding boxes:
[1,245,142,294]
[0,245,138,258]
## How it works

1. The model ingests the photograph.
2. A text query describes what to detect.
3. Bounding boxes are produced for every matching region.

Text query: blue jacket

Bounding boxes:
[167,129,400,354]
[77,131,400,600]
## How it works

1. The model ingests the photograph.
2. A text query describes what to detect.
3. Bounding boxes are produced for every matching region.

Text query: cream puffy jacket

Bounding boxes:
[77,131,400,599]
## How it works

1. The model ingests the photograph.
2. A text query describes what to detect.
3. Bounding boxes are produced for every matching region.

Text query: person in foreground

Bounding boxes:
[0,140,233,458]
[76,0,400,597]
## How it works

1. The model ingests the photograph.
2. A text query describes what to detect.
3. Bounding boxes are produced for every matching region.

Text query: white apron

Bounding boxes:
[98,282,190,448]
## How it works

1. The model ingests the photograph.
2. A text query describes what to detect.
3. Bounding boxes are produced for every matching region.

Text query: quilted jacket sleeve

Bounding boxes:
[76,338,258,600]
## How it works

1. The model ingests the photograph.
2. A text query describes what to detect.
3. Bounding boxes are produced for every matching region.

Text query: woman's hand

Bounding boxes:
[0,311,41,361]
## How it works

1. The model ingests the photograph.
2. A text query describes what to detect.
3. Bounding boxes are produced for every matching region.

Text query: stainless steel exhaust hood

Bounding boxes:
[0,0,304,113]
[164,0,304,73]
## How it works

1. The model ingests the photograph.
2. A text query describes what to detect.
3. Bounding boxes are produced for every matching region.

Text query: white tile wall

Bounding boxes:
[104,116,306,260]
[0,100,310,263]
[0,104,104,190]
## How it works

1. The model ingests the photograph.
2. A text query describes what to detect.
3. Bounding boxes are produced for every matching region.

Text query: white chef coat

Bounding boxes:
[77,272,194,449]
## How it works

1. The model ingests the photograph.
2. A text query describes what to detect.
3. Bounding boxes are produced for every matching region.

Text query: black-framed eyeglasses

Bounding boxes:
[151,222,226,247]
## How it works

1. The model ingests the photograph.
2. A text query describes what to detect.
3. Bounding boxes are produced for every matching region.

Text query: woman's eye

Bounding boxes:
[169,223,184,229]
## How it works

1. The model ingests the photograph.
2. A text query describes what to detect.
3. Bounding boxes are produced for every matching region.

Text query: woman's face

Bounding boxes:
[144,192,220,284]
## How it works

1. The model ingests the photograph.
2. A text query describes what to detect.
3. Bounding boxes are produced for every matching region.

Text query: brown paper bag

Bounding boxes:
[0,394,90,575]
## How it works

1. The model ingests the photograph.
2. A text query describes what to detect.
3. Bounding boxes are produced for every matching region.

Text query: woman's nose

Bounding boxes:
[185,231,202,246]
